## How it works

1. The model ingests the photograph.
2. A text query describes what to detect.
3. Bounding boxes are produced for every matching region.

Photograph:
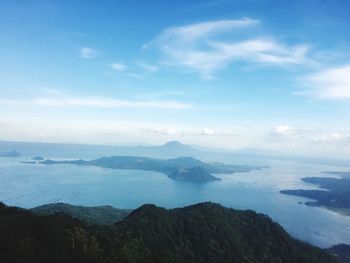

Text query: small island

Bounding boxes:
[20,156,46,164]
[20,161,36,164]
[32,156,45,161]
[280,171,350,216]
[39,156,265,183]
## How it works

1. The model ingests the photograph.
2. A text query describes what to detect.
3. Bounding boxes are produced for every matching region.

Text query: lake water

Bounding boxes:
[1,153,350,248]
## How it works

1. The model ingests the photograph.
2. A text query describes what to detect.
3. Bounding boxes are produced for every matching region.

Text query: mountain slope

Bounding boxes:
[0,202,336,263]
[112,202,335,263]
[326,244,350,263]
[31,203,131,225]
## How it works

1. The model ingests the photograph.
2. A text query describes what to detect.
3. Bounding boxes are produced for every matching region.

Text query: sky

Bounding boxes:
[0,0,350,158]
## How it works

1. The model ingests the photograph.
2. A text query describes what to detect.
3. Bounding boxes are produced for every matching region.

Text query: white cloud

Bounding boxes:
[302,65,350,100]
[80,47,98,59]
[213,40,309,65]
[0,96,191,110]
[136,61,158,73]
[142,127,236,137]
[135,90,185,100]
[143,127,177,136]
[0,98,22,105]
[270,124,350,144]
[158,18,259,43]
[201,128,215,136]
[184,128,236,137]
[111,63,127,71]
[275,124,291,133]
[269,124,315,141]
[146,18,309,79]
[312,132,350,143]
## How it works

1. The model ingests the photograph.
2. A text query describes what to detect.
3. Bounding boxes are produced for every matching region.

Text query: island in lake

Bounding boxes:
[280,171,350,216]
[20,156,46,164]
[32,156,45,161]
[38,156,265,183]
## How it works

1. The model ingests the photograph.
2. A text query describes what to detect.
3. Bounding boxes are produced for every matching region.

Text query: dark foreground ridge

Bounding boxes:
[326,244,350,263]
[31,203,131,225]
[39,156,264,183]
[0,201,337,263]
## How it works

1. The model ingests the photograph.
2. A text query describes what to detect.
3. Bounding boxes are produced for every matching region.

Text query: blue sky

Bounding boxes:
[1,0,350,157]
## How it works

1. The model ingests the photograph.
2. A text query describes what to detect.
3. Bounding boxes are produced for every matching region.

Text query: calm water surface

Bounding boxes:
[0,155,350,248]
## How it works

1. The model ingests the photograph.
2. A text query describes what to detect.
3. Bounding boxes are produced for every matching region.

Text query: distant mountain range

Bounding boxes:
[0,150,20,157]
[1,139,349,167]
[0,139,279,159]
[0,201,337,263]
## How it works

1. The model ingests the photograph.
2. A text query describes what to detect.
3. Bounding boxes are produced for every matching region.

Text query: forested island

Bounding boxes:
[0,201,337,263]
[280,171,350,216]
[39,156,265,183]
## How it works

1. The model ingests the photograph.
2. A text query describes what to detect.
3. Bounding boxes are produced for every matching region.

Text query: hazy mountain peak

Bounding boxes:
[163,140,187,147]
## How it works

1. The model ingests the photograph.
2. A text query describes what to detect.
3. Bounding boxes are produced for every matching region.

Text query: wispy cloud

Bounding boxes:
[275,124,292,133]
[301,65,350,100]
[156,18,259,43]
[312,132,350,143]
[142,127,236,137]
[184,128,237,137]
[135,90,185,100]
[136,61,158,73]
[80,47,98,59]
[201,128,216,136]
[110,61,157,79]
[0,97,191,110]
[111,63,127,71]
[0,98,22,105]
[145,18,310,79]
[269,124,314,141]
[143,127,177,136]
[269,124,350,144]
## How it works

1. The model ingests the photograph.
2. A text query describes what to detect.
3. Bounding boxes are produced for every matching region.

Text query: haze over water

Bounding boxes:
[1,145,350,248]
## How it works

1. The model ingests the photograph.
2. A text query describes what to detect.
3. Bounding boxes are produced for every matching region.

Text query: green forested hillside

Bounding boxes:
[31,203,131,225]
[0,202,337,263]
